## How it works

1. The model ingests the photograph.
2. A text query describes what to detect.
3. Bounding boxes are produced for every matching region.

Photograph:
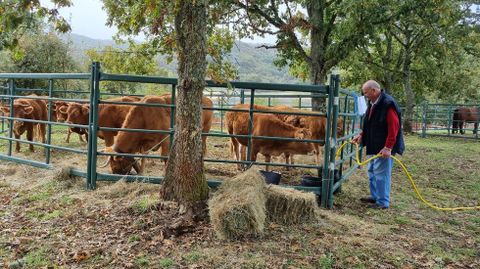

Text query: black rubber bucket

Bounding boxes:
[260,170,281,185]
[301,169,341,187]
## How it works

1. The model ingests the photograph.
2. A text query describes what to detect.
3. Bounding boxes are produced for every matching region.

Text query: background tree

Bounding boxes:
[0,0,71,50]
[231,0,392,110]
[85,44,170,94]
[340,1,479,132]
[1,30,79,90]
[101,0,232,214]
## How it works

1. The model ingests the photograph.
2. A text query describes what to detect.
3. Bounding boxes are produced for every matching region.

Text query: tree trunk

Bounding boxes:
[160,0,209,212]
[402,50,415,133]
[382,32,395,94]
[308,1,328,112]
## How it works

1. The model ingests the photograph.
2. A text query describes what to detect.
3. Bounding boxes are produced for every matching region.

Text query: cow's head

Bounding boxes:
[100,146,139,175]
[294,128,312,140]
[13,121,27,136]
[53,101,70,122]
[336,118,345,137]
[63,102,89,124]
[0,101,34,119]
[285,115,301,127]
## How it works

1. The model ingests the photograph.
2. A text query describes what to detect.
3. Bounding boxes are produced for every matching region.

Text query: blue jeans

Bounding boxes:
[367,157,393,207]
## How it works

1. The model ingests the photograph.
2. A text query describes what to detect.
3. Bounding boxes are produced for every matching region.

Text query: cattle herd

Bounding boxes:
[0,94,345,176]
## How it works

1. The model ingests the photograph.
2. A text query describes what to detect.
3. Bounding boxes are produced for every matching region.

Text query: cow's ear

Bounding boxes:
[103,146,114,153]
[303,129,312,138]
[0,106,10,114]
[81,104,90,115]
[59,105,68,114]
[23,106,34,115]
[53,101,62,111]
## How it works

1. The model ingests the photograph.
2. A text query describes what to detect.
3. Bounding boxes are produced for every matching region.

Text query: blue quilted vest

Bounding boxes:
[362,91,405,155]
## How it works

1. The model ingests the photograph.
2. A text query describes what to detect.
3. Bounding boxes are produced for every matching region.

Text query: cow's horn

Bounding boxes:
[98,156,112,168]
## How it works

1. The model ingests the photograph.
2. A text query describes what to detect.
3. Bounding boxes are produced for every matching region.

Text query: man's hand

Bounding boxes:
[379,147,392,158]
[351,134,362,145]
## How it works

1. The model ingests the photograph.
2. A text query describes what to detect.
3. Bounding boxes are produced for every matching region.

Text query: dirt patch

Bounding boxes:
[1,136,479,268]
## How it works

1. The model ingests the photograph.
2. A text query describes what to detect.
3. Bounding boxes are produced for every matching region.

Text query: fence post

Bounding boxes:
[447,105,452,136]
[246,89,256,167]
[321,76,335,208]
[7,79,15,156]
[219,97,223,133]
[45,79,54,164]
[421,102,428,138]
[476,107,479,139]
[86,62,101,189]
[323,74,340,208]
[240,90,245,104]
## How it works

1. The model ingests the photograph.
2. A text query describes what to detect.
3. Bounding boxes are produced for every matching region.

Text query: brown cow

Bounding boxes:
[225,104,290,169]
[453,107,479,134]
[106,94,213,175]
[226,104,344,170]
[53,101,88,143]
[282,107,344,165]
[0,96,48,152]
[248,114,313,170]
[60,96,141,147]
[225,104,315,170]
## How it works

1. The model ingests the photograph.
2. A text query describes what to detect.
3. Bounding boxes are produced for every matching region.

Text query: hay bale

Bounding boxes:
[209,168,267,240]
[52,166,72,181]
[265,185,318,225]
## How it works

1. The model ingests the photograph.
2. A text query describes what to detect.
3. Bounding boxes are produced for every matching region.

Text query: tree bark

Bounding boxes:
[402,49,415,133]
[308,1,328,112]
[381,32,395,94]
[160,0,209,211]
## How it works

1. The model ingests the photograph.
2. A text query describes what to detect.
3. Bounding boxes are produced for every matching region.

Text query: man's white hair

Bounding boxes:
[362,80,381,91]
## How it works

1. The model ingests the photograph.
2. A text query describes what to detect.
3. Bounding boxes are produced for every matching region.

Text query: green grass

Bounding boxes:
[183,251,201,263]
[129,194,160,214]
[24,248,52,268]
[317,253,335,269]
[1,134,479,269]
[134,255,150,267]
[157,258,175,268]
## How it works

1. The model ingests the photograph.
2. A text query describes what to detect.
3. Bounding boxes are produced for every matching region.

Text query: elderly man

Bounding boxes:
[352,80,405,209]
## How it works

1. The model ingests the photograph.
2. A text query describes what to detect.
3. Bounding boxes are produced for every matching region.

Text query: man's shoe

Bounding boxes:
[367,204,388,210]
[360,197,376,203]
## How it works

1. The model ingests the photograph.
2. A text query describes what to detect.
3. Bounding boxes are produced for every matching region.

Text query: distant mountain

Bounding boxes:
[229,42,302,84]
[59,33,127,65]
[61,33,302,84]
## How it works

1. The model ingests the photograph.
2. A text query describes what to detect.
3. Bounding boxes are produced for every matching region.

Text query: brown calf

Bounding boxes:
[53,101,87,143]
[0,96,48,152]
[60,96,141,147]
[248,114,313,170]
[107,94,213,175]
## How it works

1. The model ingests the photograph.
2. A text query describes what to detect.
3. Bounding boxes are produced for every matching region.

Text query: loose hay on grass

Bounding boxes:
[265,185,318,225]
[96,179,158,200]
[209,168,267,240]
[52,166,73,181]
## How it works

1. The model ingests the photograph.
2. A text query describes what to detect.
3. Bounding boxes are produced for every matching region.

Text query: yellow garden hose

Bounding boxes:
[336,142,480,211]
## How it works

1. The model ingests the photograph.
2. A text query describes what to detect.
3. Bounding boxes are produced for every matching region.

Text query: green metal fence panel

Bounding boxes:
[0,63,363,209]
[87,62,101,189]
[418,102,479,140]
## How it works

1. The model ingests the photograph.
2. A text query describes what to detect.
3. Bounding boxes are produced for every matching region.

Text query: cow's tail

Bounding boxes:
[35,124,40,141]
[229,139,234,156]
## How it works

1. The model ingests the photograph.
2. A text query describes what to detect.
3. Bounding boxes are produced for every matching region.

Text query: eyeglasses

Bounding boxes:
[362,88,373,95]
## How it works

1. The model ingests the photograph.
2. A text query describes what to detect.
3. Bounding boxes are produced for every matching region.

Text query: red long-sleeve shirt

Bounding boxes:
[362,106,400,149]
[384,107,400,149]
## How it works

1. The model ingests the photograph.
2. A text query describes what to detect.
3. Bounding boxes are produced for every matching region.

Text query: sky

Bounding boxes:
[42,0,276,43]
[42,0,119,40]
